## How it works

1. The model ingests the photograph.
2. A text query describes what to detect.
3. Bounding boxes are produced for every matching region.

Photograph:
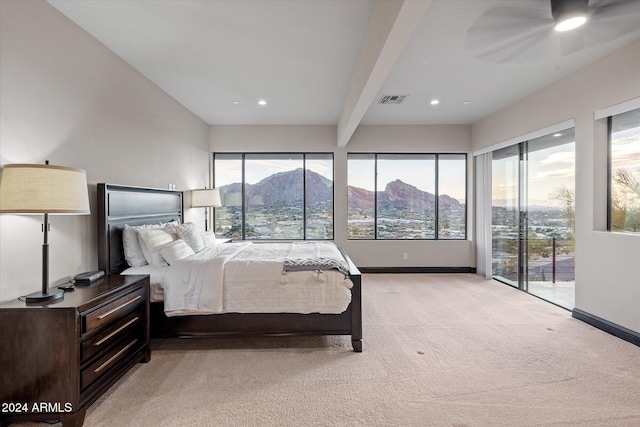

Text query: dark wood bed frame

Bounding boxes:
[97,183,362,352]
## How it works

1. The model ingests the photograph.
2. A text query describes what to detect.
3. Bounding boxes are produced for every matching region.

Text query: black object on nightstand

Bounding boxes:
[58,282,76,291]
[74,270,105,284]
[0,274,150,427]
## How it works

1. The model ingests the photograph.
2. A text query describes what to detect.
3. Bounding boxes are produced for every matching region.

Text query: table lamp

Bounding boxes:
[191,188,221,231]
[0,162,90,302]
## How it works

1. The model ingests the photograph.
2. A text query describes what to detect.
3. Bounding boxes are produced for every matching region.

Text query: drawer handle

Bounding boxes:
[97,296,142,320]
[94,317,140,347]
[94,340,138,374]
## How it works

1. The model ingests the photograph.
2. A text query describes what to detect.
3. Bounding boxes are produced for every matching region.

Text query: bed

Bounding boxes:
[97,183,362,352]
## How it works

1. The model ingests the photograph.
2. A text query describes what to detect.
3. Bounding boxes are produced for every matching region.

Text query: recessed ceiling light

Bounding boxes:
[553,133,562,137]
[232,100,240,104]
[463,101,471,105]
[258,99,267,106]
[430,99,439,105]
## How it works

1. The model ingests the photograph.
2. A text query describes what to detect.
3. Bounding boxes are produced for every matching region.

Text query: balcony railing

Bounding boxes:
[492,237,575,283]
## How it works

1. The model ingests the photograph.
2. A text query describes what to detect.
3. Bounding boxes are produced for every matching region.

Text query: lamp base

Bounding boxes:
[25,288,64,303]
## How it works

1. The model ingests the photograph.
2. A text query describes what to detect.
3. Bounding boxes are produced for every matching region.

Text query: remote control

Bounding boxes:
[74,270,105,283]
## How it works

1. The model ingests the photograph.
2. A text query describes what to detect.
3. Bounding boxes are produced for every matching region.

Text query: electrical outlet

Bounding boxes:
[403,252,408,260]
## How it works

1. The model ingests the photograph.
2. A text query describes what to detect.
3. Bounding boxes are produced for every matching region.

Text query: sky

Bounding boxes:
[348,155,467,201]
[492,141,575,207]
[214,154,467,201]
[611,127,640,171]
[491,125,639,207]
[214,156,333,187]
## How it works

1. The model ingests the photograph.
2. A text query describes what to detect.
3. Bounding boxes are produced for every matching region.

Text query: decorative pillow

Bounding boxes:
[123,224,148,267]
[137,227,177,266]
[159,239,195,265]
[123,221,179,267]
[174,222,205,253]
[200,231,217,247]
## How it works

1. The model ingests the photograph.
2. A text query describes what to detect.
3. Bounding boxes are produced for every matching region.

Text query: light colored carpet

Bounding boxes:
[14,274,640,426]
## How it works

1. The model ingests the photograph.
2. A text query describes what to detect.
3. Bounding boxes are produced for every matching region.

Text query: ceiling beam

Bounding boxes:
[336,0,431,147]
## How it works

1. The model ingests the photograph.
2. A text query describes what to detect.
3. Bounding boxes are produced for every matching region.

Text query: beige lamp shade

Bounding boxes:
[191,188,221,208]
[0,164,90,214]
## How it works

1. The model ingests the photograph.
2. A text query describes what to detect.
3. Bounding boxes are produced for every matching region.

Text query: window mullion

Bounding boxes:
[374,154,378,240]
[241,154,246,240]
[303,155,307,240]
[434,154,439,240]
[607,116,613,231]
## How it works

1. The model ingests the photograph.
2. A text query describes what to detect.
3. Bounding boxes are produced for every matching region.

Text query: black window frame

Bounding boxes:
[347,152,468,240]
[213,152,335,241]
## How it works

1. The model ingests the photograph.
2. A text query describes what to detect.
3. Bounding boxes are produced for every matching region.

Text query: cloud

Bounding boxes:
[611,137,640,170]
[540,150,575,166]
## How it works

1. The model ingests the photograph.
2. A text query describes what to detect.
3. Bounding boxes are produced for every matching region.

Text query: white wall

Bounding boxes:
[472,40,640,333]
[210,124,474,268]
[0,0,210,301]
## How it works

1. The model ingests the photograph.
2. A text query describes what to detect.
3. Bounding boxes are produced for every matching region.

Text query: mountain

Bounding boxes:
[378,179,435,210]
[347,186,374,211]
[349,179,464,212]
[218,169,464,211]
[218,168,332,206]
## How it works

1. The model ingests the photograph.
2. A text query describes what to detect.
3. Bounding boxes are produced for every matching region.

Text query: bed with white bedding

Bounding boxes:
[98,183,362,352]
[123,241,354,316]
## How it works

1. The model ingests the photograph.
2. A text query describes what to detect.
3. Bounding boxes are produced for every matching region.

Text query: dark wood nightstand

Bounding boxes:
[0,274,150,427]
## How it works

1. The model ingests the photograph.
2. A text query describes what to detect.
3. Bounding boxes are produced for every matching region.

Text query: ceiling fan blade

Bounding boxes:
[564,0,640,51]
[474,26,554,63]
[468,5,552,35]
[589,0,640,20]
[465,0,639,63]
[465,4,554,63]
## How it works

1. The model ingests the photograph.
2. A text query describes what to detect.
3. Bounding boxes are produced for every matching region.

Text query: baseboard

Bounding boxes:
[359,267,476,274]
[572,308,640,347]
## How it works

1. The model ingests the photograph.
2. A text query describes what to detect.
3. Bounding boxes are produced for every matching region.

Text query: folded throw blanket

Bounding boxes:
[283,241,351,276]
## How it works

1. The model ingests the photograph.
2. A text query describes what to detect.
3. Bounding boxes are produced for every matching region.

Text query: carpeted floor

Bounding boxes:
[12,274,640,426]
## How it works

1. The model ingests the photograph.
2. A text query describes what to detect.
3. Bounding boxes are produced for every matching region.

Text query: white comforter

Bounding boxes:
[162,242,354,316]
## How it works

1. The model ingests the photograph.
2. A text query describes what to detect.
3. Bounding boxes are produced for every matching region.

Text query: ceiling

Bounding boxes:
[48,0,640,140]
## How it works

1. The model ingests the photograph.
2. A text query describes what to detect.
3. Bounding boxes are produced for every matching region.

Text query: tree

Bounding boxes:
[612,167,640,232]
[548,185,575,230]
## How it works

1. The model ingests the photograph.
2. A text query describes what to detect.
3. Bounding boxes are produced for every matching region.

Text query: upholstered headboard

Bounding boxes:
[97,183,183,275]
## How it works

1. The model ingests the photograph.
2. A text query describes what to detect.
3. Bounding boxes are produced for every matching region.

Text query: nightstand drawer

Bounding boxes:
[81,334,141,391]
[84,286,145,334]
[81,309,144,362]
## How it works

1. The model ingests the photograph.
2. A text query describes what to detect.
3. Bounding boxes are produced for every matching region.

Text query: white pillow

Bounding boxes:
[200,231,217,247]
[123,224,148,267]
[174,222,205,253]
[122,221,179,267]
[137,227,176,266]
[159,239,195,265]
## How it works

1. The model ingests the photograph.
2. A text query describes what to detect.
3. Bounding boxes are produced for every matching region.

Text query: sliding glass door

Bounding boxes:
[491,145,520,287]
[491,130,576,309]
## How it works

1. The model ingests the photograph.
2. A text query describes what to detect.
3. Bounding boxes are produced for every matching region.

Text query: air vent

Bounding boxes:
[378,95,407,105]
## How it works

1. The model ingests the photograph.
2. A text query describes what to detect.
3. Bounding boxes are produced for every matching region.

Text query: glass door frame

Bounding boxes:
[492,130,576,309]
[518,141,528,293]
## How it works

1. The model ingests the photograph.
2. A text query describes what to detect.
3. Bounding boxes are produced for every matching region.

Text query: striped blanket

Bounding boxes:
[283,241,350,276]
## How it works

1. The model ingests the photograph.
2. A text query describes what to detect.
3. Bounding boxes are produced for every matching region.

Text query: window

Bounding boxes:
[609,108,640,234]
[213,153,333,240]
[347,153,466,239]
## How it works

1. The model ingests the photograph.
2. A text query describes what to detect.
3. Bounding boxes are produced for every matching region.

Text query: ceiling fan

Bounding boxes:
[465,0,640,63]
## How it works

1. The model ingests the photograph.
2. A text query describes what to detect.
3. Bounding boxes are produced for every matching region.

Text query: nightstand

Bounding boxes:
[0,274,150,427]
